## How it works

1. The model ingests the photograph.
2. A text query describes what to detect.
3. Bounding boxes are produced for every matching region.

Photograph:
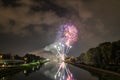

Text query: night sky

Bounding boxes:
[0,0,120,56]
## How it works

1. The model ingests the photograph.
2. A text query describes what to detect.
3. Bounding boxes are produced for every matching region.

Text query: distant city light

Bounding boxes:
[0,55,3,59]
[2,64,5,67]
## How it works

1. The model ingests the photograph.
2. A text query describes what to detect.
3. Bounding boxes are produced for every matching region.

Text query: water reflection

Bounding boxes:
[0,64,43,80]
[54,62,75,80]
[0,62,120,80]
[41,62,120,80]
[23,65,41,76]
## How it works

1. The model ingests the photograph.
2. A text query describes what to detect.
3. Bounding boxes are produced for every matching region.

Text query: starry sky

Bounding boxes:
[0,0,120,56]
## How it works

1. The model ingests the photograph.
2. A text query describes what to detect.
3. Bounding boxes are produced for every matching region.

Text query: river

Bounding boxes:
[0,62,120,80]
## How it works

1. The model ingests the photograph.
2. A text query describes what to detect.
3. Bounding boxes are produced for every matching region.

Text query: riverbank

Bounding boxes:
[68,62,120,77]
[20,60,48,67]
[0,60,49,78]
[0,59,49,68]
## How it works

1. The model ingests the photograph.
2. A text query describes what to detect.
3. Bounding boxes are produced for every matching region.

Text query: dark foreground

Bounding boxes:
[0,62,120,80]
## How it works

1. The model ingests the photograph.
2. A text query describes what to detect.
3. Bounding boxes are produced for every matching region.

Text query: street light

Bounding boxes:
[0,55,3,59]
[24,57,27,61]
[24,57,27,63]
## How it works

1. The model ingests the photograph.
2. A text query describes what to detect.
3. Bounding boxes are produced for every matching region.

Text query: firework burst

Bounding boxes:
[57,23,78,48]
[54,23,78,80]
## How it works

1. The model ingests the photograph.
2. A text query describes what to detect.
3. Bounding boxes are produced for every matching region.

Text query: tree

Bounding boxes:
[112,40,120,65]
[99,42,112,65]
[24,53,41,63]
[77,53,85,63]
[78,40,120,66]
[14,55,22,60]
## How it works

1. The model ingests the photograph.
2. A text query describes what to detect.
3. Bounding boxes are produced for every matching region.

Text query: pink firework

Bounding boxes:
[64,24,78,47]
[57,23,78,48]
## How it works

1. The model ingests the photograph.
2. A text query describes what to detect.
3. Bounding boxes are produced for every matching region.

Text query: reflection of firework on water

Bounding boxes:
[54,23,78,80]
[54,62,75,80]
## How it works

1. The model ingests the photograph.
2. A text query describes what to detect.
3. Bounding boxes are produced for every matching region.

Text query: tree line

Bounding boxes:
[77,40,120,67]
[14,53,45,63]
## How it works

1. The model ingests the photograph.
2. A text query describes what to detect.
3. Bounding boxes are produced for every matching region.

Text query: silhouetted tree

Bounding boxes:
[78,40,120,66]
